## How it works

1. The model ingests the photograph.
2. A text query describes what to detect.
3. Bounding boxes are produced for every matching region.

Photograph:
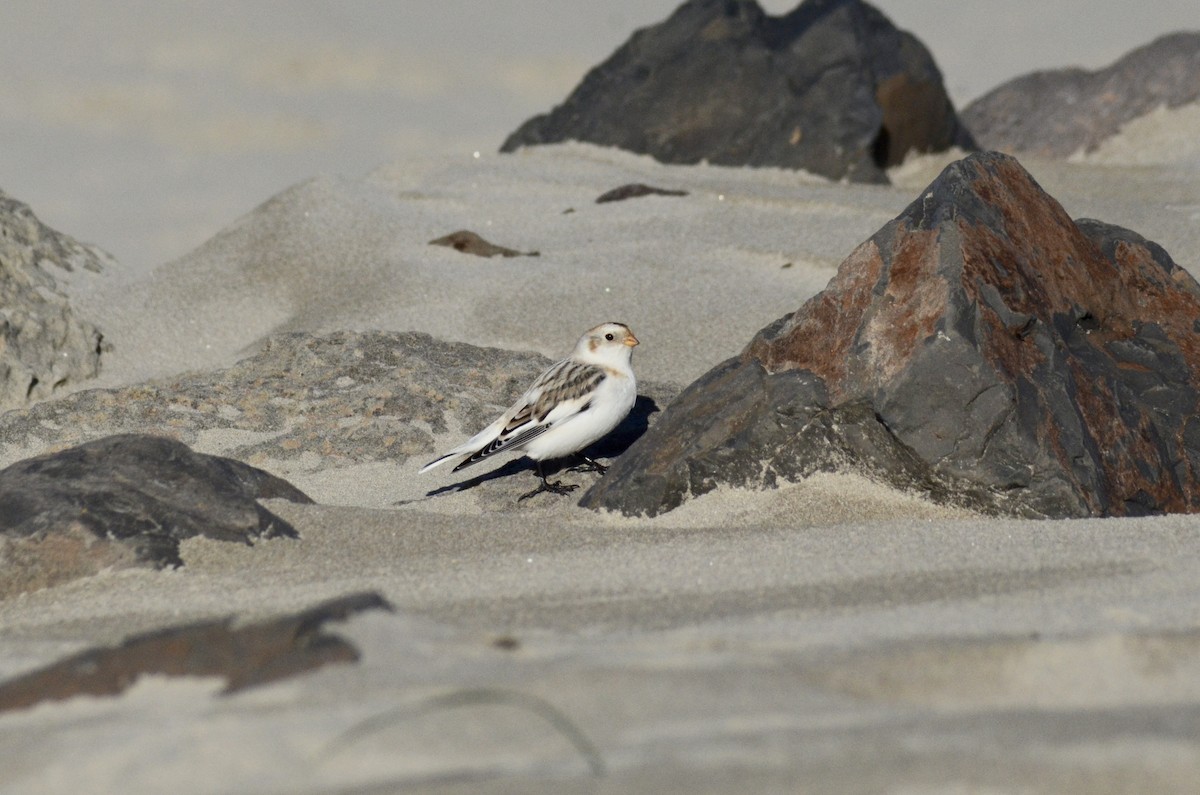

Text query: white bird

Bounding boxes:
[421,322,639,500]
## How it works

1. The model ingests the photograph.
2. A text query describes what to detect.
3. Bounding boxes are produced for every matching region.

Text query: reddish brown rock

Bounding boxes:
[963,32,1200,157]
[0,592,389,712]
[581,152,1200,518]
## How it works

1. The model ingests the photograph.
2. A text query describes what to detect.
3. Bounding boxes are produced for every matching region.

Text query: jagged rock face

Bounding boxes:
[0,434,310,595]
[582,152,1200,518]
[0,189,108,408]
[501,0,974,183]
[963,32,1200,157]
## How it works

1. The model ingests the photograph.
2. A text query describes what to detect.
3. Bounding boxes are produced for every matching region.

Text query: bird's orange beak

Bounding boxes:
[625,334,639,347]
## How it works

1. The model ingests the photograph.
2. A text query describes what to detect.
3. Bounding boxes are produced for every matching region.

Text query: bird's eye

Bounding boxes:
[605,333,614,341]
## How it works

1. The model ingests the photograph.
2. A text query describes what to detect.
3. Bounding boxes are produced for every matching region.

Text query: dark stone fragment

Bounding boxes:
[0,434,310,587]
[962,32,1200,157]
[0,592,390,712]
[501,0,974,183]
[582,152,1200,518]
[595,184,689,203]
[429,230,538,258]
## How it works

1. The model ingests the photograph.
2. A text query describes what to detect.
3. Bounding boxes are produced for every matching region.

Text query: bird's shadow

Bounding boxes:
[423,395,661,498]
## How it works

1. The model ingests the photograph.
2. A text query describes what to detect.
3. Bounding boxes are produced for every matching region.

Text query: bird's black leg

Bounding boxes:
[518,460,579,501]
[567,454,608,474]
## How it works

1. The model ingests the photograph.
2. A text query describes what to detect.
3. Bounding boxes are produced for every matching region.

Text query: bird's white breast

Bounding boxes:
[523,369,636,462]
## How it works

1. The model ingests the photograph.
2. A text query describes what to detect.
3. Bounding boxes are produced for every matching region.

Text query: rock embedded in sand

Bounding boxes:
[595,184,688,203]
[0,591,390,712]
[0,331,556,471]
[0,331,678,500]
[582,151,1200,519]
[0,434,309,593]
[429,230,539,258]
[0,189,108,408]
[963,32,1200,158]
[500,0,974,183]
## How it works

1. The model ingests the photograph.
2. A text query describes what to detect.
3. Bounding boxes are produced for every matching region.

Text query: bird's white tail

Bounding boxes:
[419,452,460,474]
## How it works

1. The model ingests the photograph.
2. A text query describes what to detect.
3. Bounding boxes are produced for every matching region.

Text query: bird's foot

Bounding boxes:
[567,455,608,475]
[518,478,579,502]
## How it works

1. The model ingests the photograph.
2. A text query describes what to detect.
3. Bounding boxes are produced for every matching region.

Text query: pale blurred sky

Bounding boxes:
[1,0,1197,270]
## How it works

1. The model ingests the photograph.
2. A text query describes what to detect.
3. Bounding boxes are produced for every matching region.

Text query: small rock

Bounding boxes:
[582,152,1200,518]
[429,230,539,258]
[595,184,689,203]
[0,434,310,593]
[962,32,1200,157]
[501,0,974,183]
[0,592,390,712]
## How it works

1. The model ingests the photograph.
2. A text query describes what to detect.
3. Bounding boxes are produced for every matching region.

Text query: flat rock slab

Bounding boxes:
[0,330,677,505]
[0,591,390,712]
[501,0,974,183]
[0,189,108,409]
[963,32,1200,157]
[0,434,310,594]
[582,151,1200,518]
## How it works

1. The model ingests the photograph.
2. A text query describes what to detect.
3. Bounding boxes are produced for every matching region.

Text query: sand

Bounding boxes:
[2,3,1200,793]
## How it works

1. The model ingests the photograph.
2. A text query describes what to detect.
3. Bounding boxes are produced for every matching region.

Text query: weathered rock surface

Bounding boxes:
[582,151,1200,518]
[0,330,677,500]
[0,189,108,408]
[0,434,310,593]
[0,591,390,712]
[501,0,974,183]
[0,331,558,470]
[962,32,1200,158]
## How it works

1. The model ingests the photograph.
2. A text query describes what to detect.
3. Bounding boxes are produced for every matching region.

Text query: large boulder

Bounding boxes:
[581,151,1200,518]
[500,0,974,183]
[0,189,108,407]
[0,434,310,595]
[962,32,1200,158]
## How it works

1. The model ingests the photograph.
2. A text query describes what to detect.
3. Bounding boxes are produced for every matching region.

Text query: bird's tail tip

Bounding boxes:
[419,455,452,474]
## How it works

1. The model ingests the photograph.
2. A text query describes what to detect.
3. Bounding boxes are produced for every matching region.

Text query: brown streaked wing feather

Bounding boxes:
[532,362,605,421]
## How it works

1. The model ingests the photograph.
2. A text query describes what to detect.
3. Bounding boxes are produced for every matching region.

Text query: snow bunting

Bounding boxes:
[421,322,639,500]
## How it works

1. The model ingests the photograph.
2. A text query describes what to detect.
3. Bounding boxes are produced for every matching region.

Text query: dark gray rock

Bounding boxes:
[0,591,390,711]
[0,434,310,593]
[581,152,1200,518]
[501,0,975,183]
[0,189,108,408]
[962,32,1200,157]
[595,184,689,203]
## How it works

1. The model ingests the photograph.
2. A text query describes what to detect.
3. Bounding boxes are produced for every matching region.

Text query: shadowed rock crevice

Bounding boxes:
[501,0,974,183]
[582,152,1200,518]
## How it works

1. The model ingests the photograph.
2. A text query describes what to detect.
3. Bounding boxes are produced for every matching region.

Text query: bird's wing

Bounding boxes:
[421,359,605,474]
